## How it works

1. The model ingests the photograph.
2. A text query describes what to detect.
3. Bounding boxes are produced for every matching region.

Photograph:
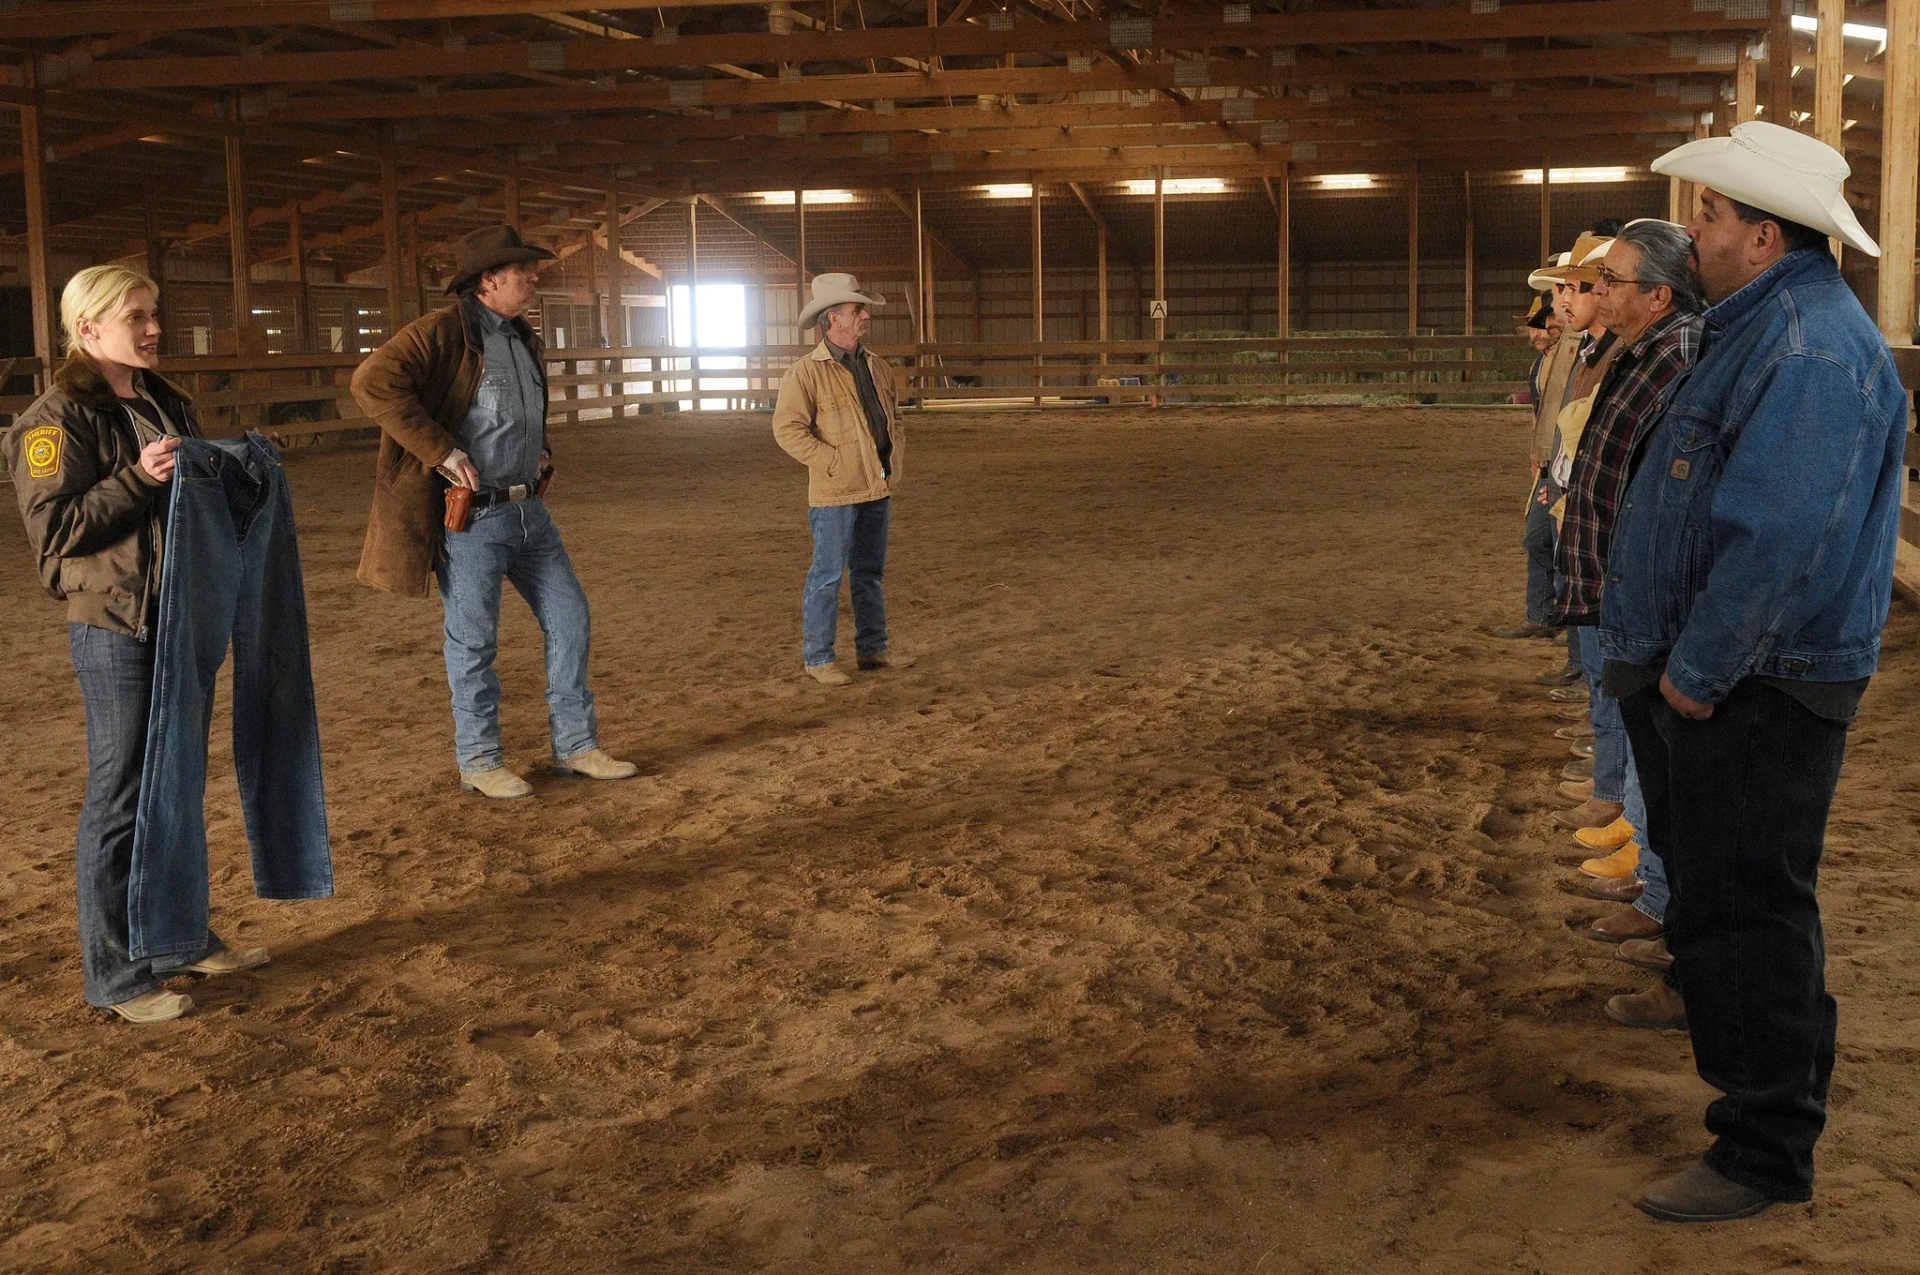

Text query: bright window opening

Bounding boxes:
[667,282,748,410]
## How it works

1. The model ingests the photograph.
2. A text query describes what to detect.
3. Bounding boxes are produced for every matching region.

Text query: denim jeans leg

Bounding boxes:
[1646,681,1845,1202]
[69,624,168,1006]
[1621,736,1669,924]
[504,502,599,762]
[1522,483,1556,626]
[436,513,513,772]
[1575,627,1626,802]
[847,498,891,658]
[803,505,857,667]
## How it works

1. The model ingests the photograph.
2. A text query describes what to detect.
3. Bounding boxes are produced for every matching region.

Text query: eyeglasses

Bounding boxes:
[1595,268,1646,289]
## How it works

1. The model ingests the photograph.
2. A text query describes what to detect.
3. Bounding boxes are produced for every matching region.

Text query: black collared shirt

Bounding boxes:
[827,340,891,476]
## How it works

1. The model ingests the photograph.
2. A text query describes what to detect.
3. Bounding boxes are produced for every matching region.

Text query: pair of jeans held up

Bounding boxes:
[129,434,333,962]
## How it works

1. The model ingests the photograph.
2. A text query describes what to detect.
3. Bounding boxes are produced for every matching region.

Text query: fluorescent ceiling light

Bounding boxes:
[1317,173,1374,189]
[1788,14,1888,42]
[1520,166,1632,184]
[1121,177,1227,194]
[753,189,856,204]
[980,183,1034,198]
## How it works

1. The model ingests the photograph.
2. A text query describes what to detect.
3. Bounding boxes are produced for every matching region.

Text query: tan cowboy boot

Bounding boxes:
[551,748,639,780]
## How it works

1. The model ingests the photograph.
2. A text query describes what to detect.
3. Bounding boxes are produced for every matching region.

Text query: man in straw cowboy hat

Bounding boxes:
[351,224,637,798]
[772,273,914,685]
[1600,122,1907,1222]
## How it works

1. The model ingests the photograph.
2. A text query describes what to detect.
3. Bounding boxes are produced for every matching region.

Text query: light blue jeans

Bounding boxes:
[1624,735,1670,924]
[803,498,890,667]
[435,498,598,772]
[1575,626,1627,803]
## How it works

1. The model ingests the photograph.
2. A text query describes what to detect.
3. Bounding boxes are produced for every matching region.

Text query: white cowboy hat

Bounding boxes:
[1532,234,1614,288]
[798,272,886,330]
[1651,120,1879,257]
[1527,251,1572,292]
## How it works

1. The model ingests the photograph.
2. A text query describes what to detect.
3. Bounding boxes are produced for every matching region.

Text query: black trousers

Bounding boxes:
[1617,680,1847,1202]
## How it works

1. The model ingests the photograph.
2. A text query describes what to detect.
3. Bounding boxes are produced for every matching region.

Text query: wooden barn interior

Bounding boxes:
[4,4,1920,1272]
[1,0,1914,421]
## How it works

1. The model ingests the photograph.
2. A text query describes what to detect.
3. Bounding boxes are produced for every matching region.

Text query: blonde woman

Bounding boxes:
[4,265,264,1023]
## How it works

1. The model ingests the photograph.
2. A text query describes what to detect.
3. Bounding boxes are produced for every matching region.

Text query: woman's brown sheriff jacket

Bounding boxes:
[351,298,547,597]
[3,356,201,638]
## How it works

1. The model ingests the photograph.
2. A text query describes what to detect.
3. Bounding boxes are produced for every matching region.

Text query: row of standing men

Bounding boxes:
[1491,121,1910,1222]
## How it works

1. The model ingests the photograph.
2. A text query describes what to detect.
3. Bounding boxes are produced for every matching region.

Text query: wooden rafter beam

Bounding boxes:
[0,0,767,41]
[255,49,1738,122]
[38,2,1769,88]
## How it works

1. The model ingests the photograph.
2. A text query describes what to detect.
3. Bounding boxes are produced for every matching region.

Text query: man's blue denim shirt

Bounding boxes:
[1600,248,1909,704]
[457,297,547,489]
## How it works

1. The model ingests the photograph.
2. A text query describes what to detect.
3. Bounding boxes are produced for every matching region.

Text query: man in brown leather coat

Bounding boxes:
[351,224,635,798]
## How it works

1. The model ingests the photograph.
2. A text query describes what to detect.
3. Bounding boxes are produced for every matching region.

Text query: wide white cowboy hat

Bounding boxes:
[1651,120,1879,257]
[799,272,886,329]
[1527,251,1572,291]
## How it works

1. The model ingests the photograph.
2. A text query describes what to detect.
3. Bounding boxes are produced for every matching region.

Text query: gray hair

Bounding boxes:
[1618,219,1706,315]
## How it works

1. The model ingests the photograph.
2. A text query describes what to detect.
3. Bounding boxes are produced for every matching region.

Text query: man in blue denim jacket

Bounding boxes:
[1600,122,1908,1223]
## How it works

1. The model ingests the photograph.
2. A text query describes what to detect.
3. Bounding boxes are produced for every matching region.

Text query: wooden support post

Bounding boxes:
[793,187,807,307]
[1031,177,1043,404]
[1463,170,1476,341]
[688,197,700,342]
[1407,161,1420,337]
[1153,175,1166,340]
[382,153,403,341]
[913,185,928,347]
[405,215,421,325]
[1767,7,1795,127]
[225,122,251,350]
[924,233,937,348]
[606,180,622,349]
[1881,0,1918,346]
[504,152,521,229]
[1539,161,1552,266]
[1737,42,1759,123]
[1153,174,1165,405]
[287,199,308,352]
[1276,165,1290,340]
[1815,0,1846,264]
[1097,219,1109,349]
[18,67,54,383]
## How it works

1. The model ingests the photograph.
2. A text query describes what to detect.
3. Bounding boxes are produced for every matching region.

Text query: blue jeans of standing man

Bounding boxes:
[803,498,890,668]
[1575,626,1627,804]
[436,498,598,772]
[69,624,224,1006]
[1622,740,1670,925]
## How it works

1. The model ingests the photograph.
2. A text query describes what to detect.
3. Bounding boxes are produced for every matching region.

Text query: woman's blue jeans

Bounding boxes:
[69,625,224,1006]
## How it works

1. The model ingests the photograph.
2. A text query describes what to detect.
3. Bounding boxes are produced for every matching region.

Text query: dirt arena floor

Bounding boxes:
[2,405,1918,1274]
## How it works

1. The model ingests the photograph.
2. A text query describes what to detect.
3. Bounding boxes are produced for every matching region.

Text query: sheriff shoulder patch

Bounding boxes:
[23,425,64,479]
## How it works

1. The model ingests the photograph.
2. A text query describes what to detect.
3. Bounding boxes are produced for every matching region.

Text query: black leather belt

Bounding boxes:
[470,483,535,511]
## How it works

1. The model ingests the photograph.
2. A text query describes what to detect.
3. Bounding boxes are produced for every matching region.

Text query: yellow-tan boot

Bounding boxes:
[1575,814,1637,851]
[1580,840,1641,880]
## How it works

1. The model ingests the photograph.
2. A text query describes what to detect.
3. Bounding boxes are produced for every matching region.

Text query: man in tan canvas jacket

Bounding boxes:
[350,224,635,798]
[772,273,915,686]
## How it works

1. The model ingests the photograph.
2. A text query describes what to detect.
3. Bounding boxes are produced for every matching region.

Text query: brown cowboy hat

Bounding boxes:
[446,224,555,295]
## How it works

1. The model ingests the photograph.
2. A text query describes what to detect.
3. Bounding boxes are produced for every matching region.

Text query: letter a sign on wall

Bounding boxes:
[1148,299,1169,319]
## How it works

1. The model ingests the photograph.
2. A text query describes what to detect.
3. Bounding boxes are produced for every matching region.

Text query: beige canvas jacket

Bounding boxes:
[771,341,904,507]
[1530,329,1583,468]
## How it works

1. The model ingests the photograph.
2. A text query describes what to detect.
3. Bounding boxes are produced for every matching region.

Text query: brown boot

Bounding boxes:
[1618,937,1674,973]
[805,663,853,686]
[1589,905,1663,943]
[1557,778,1595,803]
[1574,873,1645,903]
[1604,980,1687,1030]
[1554,798,1625,830]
